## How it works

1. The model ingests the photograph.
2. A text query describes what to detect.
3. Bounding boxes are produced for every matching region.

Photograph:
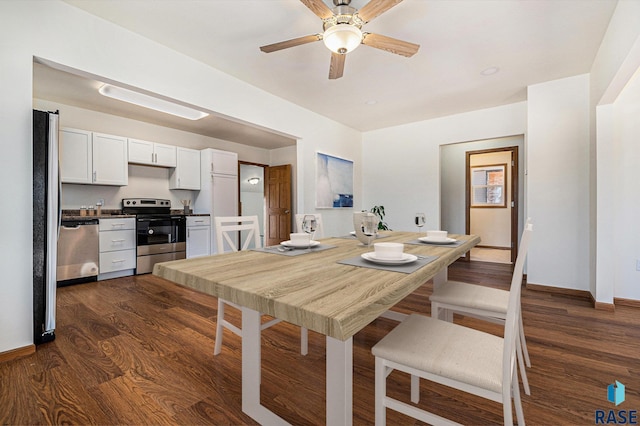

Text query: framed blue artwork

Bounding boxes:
[316,152,354,208]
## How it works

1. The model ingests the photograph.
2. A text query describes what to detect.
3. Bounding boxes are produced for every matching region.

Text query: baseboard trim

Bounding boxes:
[614,297,640,308]
[526,283,619,310]
[594,300,616,311]
[0,344,35,363]
[526,282,592,300]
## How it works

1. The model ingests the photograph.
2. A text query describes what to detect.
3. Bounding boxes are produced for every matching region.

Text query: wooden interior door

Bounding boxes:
[265,164,292,246]
[465,146,519,263]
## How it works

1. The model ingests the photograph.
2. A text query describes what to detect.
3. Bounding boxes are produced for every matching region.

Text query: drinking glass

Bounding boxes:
[362,215,378,246]
[302,215,317,250]
[415,212,426,233]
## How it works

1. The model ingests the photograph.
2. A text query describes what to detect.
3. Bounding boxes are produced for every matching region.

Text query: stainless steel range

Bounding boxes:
[122,198,186,274]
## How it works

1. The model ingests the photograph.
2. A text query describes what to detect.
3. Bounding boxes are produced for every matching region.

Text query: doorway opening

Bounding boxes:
[239,163,266,247]
[466,146,519,263]
[239,162,293,247]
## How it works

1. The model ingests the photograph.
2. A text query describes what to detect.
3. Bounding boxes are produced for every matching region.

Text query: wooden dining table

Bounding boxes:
[153,231,480,425]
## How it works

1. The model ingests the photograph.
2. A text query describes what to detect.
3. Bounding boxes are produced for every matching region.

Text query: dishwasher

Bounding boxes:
[56,218,100,286]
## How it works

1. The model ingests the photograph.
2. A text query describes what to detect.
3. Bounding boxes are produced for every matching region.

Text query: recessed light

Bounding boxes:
[365,100,377,105]
[481,67,500,76]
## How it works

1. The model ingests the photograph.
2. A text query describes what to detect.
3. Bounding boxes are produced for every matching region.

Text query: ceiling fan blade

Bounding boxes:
[356,0,403,23]
[329,52,346,80]
[260,34,321,53]
[300,0,334,20]
[362,33,419,57]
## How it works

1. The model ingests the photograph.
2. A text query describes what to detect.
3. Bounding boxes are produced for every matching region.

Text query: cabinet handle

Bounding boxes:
[111,259,126,263]
[151,152,155,163]
[111,239,126,243]
[111,223,126,228]
[187,229,190,238]
[211,162,214,173]
[93,171,97,182]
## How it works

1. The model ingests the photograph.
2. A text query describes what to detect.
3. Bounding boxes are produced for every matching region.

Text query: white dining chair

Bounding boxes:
[213,215,308,356]
[372,223,532,426]
[295,213,324,239]
[429,219,533,396]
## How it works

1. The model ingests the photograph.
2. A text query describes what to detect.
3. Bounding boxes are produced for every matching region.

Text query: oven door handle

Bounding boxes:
[138,218,171,223]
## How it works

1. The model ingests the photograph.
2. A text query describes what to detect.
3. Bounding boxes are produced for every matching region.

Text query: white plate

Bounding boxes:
[361,252,418,265]
[419,236,457,245]
[281,240,321,248]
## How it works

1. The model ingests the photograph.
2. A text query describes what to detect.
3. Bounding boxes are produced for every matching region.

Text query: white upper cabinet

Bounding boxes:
[60,128,92,184]
[128,138,177,167]
[92,133,128,185]
[169,147,201,190]
[60,128,128,186]
[203,148,238,176]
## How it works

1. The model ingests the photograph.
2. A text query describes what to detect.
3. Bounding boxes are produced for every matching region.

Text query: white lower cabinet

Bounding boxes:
[98,218,136,279]
[186,216,210,258]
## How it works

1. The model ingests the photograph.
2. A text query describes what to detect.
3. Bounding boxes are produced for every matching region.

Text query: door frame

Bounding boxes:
[465,146,519,263]
[239,160,268,238]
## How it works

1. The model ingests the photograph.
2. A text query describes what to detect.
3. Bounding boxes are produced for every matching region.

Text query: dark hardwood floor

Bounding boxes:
[2,260,639,425]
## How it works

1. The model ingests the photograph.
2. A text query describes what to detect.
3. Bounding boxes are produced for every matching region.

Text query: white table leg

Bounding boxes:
[241,307,289,426]
[432,267,448,291]
[432,268,453,321]
[326,336,353,426]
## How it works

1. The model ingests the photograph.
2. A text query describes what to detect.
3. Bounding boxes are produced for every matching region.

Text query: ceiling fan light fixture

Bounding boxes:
[98,84,209,120]
[323,24,362,54]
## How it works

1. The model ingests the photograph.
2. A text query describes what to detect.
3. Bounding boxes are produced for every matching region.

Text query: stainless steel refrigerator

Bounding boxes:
[33,109,59,344]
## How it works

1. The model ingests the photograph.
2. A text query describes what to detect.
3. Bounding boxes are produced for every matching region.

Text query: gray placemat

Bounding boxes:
[337,254,437,274]
[254,244,337,256]
[405,238,465,248]
[336,233,391,240]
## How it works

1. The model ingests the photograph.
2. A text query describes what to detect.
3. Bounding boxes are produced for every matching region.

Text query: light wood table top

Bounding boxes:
[153,232,480,341]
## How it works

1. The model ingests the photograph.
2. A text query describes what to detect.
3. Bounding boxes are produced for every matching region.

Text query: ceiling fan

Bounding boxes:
[259,0,420,79]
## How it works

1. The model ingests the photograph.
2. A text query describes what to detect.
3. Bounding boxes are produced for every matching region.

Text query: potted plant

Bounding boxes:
[370,205,391,230]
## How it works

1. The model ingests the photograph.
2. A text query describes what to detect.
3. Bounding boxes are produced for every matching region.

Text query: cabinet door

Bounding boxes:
[186,226,210,258]
[60,128,92,184]
[153,143,177,167]
[128,138,154,165]
[209,149,238,176]
[169,147,200,190]
[93,133,128,186]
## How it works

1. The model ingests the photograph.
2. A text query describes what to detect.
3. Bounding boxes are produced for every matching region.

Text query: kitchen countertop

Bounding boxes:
[61,209,210,219]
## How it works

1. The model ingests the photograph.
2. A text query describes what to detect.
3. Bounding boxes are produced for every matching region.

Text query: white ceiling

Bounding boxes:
[49,0,616,142]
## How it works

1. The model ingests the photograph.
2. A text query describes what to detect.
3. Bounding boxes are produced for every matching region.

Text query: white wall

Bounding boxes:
[591,0,640,303]
[0,0,360,353]
[527,74,590,291]
[611,70,640,300]
[362,103,527,232]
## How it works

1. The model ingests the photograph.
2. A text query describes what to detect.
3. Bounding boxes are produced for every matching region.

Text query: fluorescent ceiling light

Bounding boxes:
[98,84,208,120]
